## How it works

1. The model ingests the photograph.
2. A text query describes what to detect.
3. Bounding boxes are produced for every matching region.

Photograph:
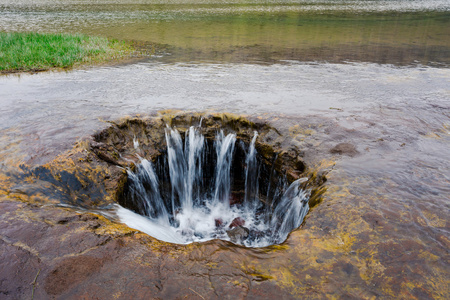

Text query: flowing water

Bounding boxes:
[0,0,449,297]
[120,126,309,247]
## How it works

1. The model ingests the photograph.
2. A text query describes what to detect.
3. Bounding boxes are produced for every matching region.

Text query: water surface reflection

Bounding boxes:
[1,0,449,65]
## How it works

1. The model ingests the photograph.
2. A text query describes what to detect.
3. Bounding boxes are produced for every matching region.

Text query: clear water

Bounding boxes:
[1,0,449,65]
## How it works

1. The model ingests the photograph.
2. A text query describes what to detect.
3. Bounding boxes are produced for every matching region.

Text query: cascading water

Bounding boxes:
[118,125,310,247]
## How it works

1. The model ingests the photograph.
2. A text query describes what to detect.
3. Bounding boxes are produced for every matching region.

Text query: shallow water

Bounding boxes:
[0,0,449,298]
[1,62,448,242]
[1,61,448,297]
[1,0,449,65]
[0,62,448,162]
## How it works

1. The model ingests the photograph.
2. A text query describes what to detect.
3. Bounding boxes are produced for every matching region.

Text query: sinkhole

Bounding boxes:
[112,117,320,248]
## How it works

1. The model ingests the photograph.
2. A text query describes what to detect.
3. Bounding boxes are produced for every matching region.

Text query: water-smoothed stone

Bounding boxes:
[44,256,106,295]
[226,225,250,244]
[2,111,445,298]
[215,218,224,228]
[229,217,246,229]
[330,143,359,156]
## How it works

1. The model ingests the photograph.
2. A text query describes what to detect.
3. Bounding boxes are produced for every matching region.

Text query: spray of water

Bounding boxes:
[118,125,310,247]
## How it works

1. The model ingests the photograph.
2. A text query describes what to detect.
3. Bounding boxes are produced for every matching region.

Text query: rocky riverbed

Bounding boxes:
[1,100,448,299]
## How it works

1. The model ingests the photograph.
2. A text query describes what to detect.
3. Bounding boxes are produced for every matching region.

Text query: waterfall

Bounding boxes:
[244,131,259,209]
[124,159,170,225]
[165,126,186,215]
[270,178,310,243]
[184,126,205,209]
[213,130,236,205]
[119,125,311,247]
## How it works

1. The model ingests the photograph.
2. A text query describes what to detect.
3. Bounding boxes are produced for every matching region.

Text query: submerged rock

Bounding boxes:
[330,143,359,156]
[229,217,246,229]
[215,218,224,228]
[0,112,333,298]
[1,111,443,298]
[226,225,250,244]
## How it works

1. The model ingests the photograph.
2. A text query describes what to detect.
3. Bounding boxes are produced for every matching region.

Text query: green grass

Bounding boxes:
[0,32,136,73]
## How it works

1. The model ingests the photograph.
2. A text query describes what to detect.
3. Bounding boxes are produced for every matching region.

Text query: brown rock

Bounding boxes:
[226,226,250,244]
[229,217,245,229]
[330,143,359,156]
[215,218,224,227]
[44,256,105,295]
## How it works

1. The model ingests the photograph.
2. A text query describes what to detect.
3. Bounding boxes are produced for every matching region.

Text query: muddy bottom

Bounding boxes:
[0,63,449,299]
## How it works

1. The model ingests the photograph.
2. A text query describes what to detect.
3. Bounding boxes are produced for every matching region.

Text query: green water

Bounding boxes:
[1,1,449,65]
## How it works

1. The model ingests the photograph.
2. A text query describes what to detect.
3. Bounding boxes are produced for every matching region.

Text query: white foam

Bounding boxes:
[116,205,185,244]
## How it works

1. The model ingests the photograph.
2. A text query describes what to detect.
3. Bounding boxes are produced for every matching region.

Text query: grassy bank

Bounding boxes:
[0,32,137,73]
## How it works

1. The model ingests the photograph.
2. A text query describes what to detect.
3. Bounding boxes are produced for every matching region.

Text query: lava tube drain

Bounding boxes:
[118,125,311,248]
